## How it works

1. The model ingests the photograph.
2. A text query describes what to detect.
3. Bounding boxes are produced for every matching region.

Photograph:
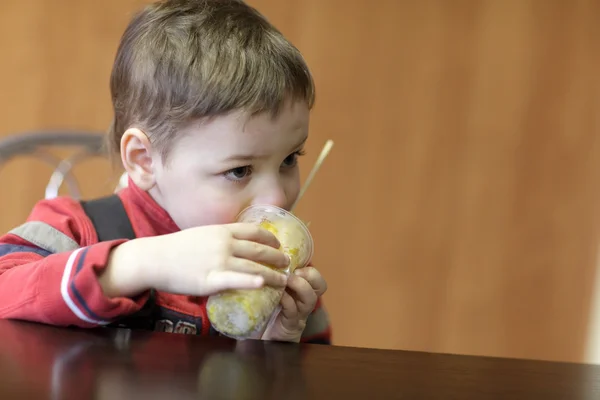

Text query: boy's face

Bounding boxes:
[137,100,309,230]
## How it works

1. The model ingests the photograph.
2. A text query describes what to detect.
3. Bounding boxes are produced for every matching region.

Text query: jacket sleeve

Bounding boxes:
[300,297,332,345]
[0,197,149,327]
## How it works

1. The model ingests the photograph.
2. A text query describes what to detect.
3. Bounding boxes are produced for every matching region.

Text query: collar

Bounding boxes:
[118,178,180,237]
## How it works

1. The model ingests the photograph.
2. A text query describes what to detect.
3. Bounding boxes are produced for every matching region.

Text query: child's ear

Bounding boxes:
[120,128,156,191]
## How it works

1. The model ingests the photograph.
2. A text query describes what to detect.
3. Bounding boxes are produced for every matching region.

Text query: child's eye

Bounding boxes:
[224,166,252,181]
[281,150,306,168]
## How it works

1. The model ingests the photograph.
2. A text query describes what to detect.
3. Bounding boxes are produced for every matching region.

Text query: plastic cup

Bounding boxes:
[236,204,314,273]
[206,205,314,340]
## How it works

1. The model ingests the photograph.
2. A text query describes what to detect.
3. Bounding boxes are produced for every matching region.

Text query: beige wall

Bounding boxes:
[1,0,599,363]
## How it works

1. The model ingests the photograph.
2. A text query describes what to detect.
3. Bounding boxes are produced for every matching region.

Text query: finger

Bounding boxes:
[205,270,264,292]
[227,223,281,249]
[279,290,300,323]
[285,275,318,317]
[228,258,288,288]
[294,267,328,297]
[231,239,289,269]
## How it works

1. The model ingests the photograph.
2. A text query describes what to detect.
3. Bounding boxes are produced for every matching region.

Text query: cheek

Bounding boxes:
[196,199,243,225]
[173,192,246,228]
[160,181,244,228]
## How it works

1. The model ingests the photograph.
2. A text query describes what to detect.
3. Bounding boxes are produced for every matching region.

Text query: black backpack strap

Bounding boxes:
[81,194,157,331]
[80,194,136,241]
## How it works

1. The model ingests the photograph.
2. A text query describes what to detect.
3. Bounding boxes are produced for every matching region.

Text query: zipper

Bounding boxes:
[200,297,210,335]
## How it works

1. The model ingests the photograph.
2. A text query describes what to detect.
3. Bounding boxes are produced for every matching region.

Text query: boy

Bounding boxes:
[0,0,331,344]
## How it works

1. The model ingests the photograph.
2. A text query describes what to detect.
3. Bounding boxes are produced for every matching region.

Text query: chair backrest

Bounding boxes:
[0,131,127,200]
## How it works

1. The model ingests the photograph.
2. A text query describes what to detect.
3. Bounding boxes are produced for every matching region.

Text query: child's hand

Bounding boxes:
[100,223,290,298]
[261,265,328,342]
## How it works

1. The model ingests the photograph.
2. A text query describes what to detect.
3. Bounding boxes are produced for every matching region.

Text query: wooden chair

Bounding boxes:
[0,131,126,199]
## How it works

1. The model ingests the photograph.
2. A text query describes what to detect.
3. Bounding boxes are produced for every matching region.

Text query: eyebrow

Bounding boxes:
[223,135,308,162]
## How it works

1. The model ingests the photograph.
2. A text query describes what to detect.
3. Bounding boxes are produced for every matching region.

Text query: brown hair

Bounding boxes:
[108,0,315,160]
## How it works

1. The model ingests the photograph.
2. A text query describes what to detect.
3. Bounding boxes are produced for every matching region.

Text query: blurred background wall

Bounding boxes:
[1,0,599,364]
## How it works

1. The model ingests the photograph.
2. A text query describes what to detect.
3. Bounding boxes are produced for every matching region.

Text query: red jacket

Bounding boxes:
[0,182,331,344]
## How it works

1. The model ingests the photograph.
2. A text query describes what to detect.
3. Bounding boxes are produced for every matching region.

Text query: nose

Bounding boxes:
[252,181,288,210]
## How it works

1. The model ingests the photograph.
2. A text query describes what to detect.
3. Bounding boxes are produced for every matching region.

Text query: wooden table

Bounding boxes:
[0,320,598,399]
